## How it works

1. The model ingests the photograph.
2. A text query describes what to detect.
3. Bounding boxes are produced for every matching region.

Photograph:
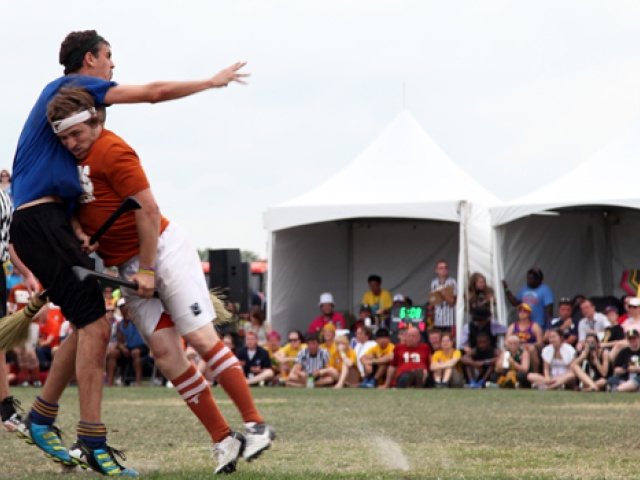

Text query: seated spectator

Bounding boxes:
[286,333,331,387]
[353,325,377,378]
[544,298,577,346]
[236,332,274,386]
[492,335,531,388]
[36,302,64,372]
[320,323,337,358]
[467,272,495,316]
[245,306,271,347]
[360,328,395,388]
[506,304,544,373]
[571,333,609,392]
[430,333,464,388]
[426,329,441,352]
[608,328,640,392]
[617,295,633,325]
[330,335,360,389]
[527,329,576,390]
[382,327,431,389]
[274,329,306,381]
[570,294,587,325]
[576,299,610,350]
[308,292,346,333]
[362,274,393,327]
[461,332,500,388]
[265,331,283,385]
[352,303,374,335]
[459,307,507,354]
[9,282,43,387]
[105,300,149,387]
[601,306,626,363]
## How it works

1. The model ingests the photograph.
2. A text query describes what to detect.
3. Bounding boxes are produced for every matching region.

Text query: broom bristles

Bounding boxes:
[209,288,233,325]
[0,294,47,351]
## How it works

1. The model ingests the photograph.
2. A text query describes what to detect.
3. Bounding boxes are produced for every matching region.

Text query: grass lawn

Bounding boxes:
[1,386,639,479]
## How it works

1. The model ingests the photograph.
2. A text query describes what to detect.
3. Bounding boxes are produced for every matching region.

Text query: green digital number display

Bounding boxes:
[398,306,424,320]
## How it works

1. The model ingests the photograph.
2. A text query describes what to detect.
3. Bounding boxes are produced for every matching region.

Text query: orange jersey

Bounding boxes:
[75,129,169,266]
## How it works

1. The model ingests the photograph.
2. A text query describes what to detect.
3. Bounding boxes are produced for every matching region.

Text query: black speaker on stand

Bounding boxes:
[208,249,250,313]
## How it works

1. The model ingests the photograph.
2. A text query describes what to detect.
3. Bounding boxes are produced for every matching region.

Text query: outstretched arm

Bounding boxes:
[104,62,249,104]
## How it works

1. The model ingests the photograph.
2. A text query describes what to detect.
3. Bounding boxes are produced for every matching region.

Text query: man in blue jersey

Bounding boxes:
[11,30,248,476]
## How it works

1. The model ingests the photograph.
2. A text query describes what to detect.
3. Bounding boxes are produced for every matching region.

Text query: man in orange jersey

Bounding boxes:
[47,87,273,475]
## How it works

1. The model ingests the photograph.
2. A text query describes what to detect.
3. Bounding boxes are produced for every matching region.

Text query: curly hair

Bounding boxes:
[59,30,110,75]
[46,87,101,128]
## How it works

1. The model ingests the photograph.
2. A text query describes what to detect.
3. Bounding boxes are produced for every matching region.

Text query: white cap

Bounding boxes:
[319,292,334,306]
[629,297,640,307]
[393,294,405,302]
[116,297,126,308]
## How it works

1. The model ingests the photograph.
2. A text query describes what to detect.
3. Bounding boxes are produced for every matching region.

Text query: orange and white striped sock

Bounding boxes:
[172,365,230,443]
[203,342,263,425]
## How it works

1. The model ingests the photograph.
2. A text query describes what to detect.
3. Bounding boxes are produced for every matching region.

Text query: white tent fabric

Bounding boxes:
[490,118,640,324]
[264,110,499,342]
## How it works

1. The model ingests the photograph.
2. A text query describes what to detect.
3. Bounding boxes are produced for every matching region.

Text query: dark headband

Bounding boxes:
[64,35,104,66]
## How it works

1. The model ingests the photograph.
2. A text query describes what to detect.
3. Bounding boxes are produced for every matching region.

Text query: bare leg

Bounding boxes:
[132,348,143,386]
[39,329,78,404]
[0,352,9,400]
[76,317,110,423]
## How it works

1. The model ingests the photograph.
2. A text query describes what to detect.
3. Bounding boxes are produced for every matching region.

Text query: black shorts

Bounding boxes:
[10,203,105,329]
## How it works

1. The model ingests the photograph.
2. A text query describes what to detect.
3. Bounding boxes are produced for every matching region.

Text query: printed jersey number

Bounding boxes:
[403,352,422,363]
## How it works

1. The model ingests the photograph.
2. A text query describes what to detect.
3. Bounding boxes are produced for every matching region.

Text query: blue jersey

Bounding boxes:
[12,74,117,209]
[517,284,554,329]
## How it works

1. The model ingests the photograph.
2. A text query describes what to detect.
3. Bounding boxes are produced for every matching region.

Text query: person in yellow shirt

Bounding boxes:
[330,336,360,388]
[360,328,395,387]
[361,275,393,326]
[274,329,306,380]
[320,324,338,358]
[264,331,283,385]
[431,333,464,388]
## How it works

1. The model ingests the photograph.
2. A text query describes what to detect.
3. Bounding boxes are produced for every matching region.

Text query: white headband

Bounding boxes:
[51,108,96,134]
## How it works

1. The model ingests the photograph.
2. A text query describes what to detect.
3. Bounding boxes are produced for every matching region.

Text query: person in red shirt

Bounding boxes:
[36,302,64,371]
[382,327,431,388]
[307,293,346,333]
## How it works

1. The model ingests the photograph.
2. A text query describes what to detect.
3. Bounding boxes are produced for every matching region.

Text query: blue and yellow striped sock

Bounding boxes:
[77,421,107,450]
[29,396,58,426]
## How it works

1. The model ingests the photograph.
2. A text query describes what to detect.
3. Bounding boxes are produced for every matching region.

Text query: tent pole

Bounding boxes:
[347,221,354,315]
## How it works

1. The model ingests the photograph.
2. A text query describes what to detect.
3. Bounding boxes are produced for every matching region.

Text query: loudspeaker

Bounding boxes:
[208,249,250,313]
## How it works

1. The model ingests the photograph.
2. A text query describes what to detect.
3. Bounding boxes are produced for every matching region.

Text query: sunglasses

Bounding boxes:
[289,338,300,342]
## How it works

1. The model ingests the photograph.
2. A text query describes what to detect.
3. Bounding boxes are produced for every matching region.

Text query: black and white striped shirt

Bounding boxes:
[295,346,329,373]
[0,191,12,263]
[430,277,457,328]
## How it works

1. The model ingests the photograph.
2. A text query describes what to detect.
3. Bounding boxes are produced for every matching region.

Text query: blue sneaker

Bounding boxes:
[69,439,138,476]
[359,378,371,388]
[17,416,77,466]
[476,379,486,389]
[367,378,378,388]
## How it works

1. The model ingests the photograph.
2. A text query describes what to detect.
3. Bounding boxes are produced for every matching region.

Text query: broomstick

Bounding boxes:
[0,197,142,351]
[0,292,48,350]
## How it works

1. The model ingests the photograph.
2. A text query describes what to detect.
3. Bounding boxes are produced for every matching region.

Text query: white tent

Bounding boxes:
[264,110,499,341]
[490,118,640,323]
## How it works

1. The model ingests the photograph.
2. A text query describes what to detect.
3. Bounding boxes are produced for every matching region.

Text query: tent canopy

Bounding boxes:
[490,119,640,324]
[264,110,499,338]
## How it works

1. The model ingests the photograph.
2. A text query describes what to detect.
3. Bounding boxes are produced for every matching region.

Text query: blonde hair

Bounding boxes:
[335,335,350,346]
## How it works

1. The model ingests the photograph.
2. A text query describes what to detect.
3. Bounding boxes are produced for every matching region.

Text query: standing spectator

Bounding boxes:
[236,333,273,387]
[459,308,507,354]
[430,333,464,388]
[493,335,531,388]
[307,293,346,333]
[571,333,609,392]
[506,304,544,373]
[361,275,393,327]
[461,332,500,389]
[621,298,640,333]
[576,299,610,350]
[0,169,11,202]
[331,336,360,389]
[608,328,640,392]
[360,328,395,388]
[245,306,271,347]
[286,333,330,387]
[429,260,457,332]
[467,272,494,315]
[382,327,431,389]
[274,330,306,381]
[544,298,578,346]
[352,325,377,378]
[503,267,554,330]
[527,329,576,390]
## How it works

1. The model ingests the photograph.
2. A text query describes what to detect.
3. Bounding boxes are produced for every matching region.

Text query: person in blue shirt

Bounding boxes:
[502,267,554,330]
[11,29,248,477]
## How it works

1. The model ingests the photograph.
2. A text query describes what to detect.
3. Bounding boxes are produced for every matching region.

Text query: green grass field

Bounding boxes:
[2,386,640,479]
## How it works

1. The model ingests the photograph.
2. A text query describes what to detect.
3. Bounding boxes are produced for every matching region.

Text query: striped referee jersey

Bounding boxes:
[295,346,329,373]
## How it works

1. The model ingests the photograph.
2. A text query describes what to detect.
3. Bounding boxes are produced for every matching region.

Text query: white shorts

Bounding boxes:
[23,322,39,350]
[118,222,215,341]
